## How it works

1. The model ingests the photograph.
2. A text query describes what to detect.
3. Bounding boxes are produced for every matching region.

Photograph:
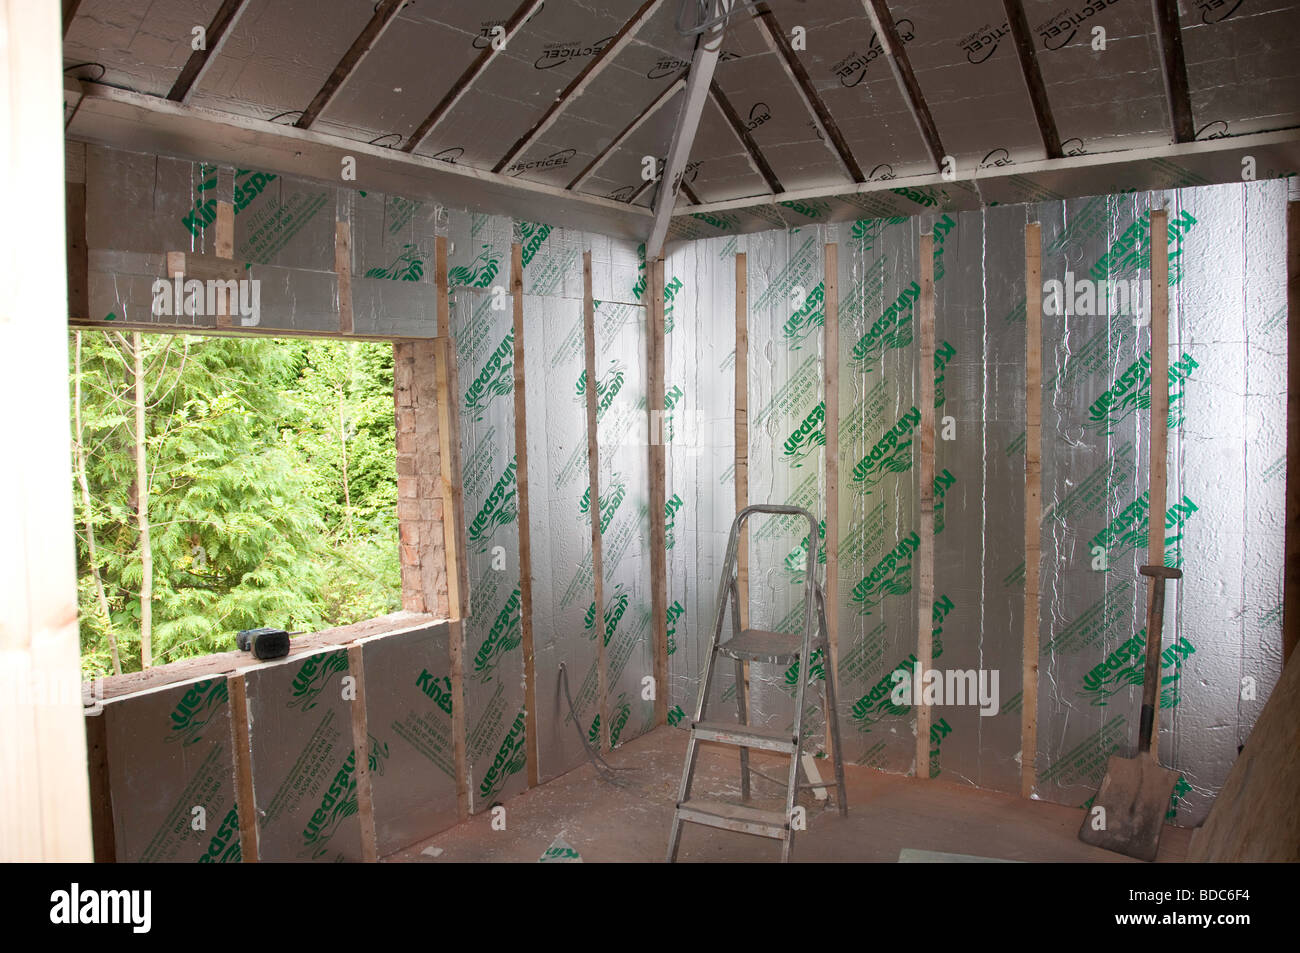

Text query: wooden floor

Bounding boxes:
[388,725,1194,863]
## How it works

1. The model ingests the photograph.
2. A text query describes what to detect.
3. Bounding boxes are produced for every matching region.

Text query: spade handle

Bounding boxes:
[1138,565,1182,753]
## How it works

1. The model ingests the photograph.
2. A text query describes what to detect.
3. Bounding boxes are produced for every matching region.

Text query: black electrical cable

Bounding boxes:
[558,662,634,786]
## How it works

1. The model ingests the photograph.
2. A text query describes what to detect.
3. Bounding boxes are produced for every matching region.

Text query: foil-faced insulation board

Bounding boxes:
[99,676,240,863]
[242,647,363,862]
[451,282,529,813]
[663,233,739,724]
[595,296,656,748]
[523,291,597,782]
[670,177,1285,827]
[357,623,459,857]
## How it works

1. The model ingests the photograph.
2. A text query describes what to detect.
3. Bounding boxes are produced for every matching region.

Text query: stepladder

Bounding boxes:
[667,504,848,863]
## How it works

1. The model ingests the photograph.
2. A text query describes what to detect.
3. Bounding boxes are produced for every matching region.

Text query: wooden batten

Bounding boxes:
[336,221,353,335]
[1148,207,1170,739]
[735,253,750,631]
[649,256,669,726]
[583,251,610,750]
[1286,202,1300,667]
[1021,222,1043,799]
[914,234,935,778]
[346,643,379,862]
[822,243,840,755]
[226,672,259,862]
[510,242,540,784]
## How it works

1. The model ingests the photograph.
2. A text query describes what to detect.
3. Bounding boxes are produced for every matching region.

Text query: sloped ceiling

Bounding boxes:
[63,0,1300,245]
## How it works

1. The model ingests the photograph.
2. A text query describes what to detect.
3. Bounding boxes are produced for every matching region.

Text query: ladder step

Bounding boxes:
[676,799,789,839]
[719,628,800,664]
[691,720,798,753]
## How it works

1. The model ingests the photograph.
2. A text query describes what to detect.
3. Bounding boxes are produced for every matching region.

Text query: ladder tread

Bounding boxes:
[718,628,801,664]
[692,719,798,752]
[676,799,789,838]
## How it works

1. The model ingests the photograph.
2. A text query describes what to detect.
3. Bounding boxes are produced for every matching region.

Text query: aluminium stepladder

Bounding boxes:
[667,504,848,863]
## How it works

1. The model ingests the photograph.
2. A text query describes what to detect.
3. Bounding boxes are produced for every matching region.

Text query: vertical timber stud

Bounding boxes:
[583,252,610,750]
[83,712,115,861]
[735,253,749,631]
[227,672,259,861]
[346,644,378,862]
[433,237,469,819]
[433,237,464,620]
[1022,223,1043,799]
[1148,207,1170,739]
[914,235,935,778]
[511,243,539,783]
[0,0,92,861]
[336,221,353,335]
[214,201,234,329]
[823,244,840,755]
[1285,202,1300,666]
[649,256,669,726]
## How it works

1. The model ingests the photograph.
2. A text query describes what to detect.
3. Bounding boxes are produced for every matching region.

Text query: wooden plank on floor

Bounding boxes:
[511,242,539,783]
[583,251,610,751]
[735,252,749,631]
[1286,202,1300,667]
[346,643,378,862]
[336,221,353,335]
[649,256,669,726]
[822,243,839,753]
[915,234,935,778]
[1148,207,1170,740]
[1022,222,1042,799]
[226,672,259,862]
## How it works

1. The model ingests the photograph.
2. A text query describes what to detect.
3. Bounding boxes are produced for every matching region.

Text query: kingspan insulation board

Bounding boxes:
[594,295,655,748]
[523,291,597,782]
[242,647,363,862]
[100,676,240,863]
[358,623,459,856]
[743,227,828,736]
[451,277,529,812]
[663,233,738,726]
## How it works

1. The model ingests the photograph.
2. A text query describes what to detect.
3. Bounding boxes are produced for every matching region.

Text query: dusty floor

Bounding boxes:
[388,725,1193,863]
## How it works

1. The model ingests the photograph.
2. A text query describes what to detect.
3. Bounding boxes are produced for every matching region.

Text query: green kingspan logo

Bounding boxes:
[584,584,629,646]
[849,532,921,615]
[448,244,501,288]
[467,457,518,550]
[465,330,514,418]
[1086,351,1197,435]
[1078,629,1195,709]
[851,406,919,489]
[472,588,523,683]
[365,243,424,281]
[167,678,228,747]
[849,283,921,366]
[782,281,826,348]
[479,709,528,800]
[782,400,826,467]
[289,651,349,712]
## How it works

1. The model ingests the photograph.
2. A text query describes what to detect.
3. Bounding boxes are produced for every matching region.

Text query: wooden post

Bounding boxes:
[649,256,669,726]
[346,644,378,862]
[227,672,259,862]
[0,0,93,861]
[84,712,116,862]
[214,201,234,328]
[336,221,353,335]
[822,244,840,754]
[1148,207,1170,739]
[1022,222,1043,799]
[433,237,465,620]
[735,253,749,631]
[449,618,469,820]
[511,242,539,784]
[915,234,935,778]
[583,252,610,750]
[1286,202,1300,667]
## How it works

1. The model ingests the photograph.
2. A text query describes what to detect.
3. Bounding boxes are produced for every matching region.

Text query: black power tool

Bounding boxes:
[235,627,293,660]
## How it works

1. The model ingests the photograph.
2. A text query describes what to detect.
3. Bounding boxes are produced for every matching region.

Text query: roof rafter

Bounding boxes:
[567,76,686,192]
[296,0,409,130]
[751,2,863,184]
[166,0,250,103]
[494,0,666,174]
[1003,0,1062,159]
[862,0,946,168]
[709,78,782,194]
[402,0,546,154]
[1150,0,1195,142]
